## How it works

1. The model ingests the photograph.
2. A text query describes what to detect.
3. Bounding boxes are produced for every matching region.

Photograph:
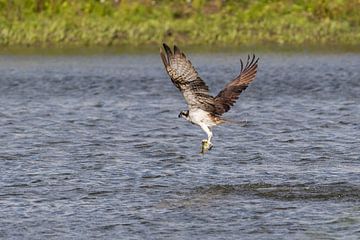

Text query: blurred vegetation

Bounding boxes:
[0,0,359,47]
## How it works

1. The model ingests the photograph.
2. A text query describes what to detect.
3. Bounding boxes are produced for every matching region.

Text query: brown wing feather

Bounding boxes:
[160,43,216,112]
[214,54,259,115]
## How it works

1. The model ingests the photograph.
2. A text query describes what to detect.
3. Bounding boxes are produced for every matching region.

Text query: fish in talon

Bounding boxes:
[201,140,213,154]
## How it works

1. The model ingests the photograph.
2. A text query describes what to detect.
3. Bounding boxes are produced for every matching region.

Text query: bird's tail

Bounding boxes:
[220,118,249,127]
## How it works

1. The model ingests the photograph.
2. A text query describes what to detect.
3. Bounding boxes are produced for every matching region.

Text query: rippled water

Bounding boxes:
[0,51,359,239]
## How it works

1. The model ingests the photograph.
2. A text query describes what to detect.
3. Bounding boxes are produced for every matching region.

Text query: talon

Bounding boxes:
[200,140,213,154]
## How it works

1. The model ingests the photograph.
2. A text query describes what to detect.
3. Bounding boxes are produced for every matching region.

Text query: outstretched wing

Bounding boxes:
[214,55,259,115]
[160,43,216,112]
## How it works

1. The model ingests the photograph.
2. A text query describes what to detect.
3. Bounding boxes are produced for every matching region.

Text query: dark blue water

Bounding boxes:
[0,52,359,239]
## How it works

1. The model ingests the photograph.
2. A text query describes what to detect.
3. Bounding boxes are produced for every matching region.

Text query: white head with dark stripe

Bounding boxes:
[178,110,190,121]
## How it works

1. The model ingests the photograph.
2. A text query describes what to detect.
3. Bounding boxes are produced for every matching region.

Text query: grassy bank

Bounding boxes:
[0,0,359,47]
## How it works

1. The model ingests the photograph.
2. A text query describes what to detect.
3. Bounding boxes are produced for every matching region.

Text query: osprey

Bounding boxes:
[160,43,259,153]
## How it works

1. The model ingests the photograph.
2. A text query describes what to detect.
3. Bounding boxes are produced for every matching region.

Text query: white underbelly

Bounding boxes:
[189,108,216,127]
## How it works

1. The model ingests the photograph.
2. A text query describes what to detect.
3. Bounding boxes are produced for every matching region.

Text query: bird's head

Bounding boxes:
[178,110,190,120]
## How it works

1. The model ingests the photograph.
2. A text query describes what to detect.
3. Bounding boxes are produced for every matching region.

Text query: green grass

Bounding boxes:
[0,0,359,47]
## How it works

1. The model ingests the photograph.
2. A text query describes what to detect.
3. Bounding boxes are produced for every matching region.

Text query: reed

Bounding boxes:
[0,0,359,47]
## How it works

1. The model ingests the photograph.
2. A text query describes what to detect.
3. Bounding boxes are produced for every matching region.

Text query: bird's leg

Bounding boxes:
[207,129,213,150]
[200,124,213,153]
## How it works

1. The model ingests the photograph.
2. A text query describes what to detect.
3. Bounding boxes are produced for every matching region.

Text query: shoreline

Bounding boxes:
[0,43,359,56]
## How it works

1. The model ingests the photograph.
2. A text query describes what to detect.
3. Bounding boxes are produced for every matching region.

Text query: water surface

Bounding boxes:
[0,51,359,239]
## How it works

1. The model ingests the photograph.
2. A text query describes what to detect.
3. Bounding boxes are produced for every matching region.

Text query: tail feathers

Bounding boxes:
[221,118,249,127]
[212,114,248,127]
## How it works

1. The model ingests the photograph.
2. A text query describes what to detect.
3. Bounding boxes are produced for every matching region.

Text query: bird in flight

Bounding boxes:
[160,43,259,153]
